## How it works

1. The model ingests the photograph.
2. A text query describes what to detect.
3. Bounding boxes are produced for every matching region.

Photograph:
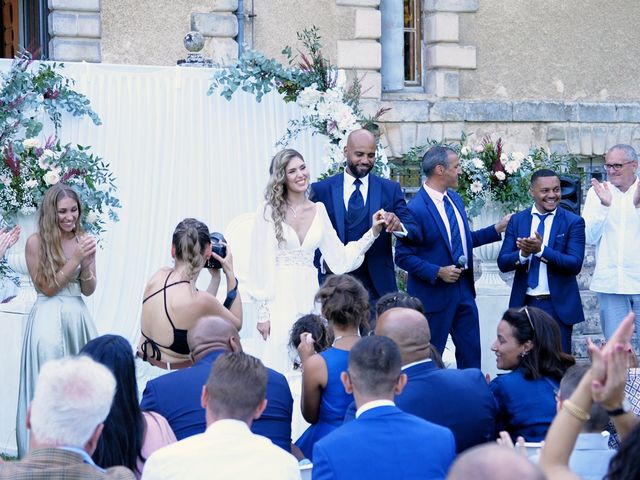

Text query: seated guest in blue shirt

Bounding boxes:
[490,306,575,442]
[312,336,456,480]
[295,274,369,460]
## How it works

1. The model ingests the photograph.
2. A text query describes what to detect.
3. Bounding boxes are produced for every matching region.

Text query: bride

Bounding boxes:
[247,148,385,373]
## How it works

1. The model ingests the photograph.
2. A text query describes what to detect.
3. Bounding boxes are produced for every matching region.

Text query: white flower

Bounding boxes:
[472,158,484,169]
[86,211,98,224]
[460,146,471,156]
[500,153,509,163]
[24,179,38,188]
[0,174,10,186]
[504,159,522,174]
[42,149,55,158]
[512,151,525,163]
[474,145,484,153]
[324,88,342,104]
[20,205,37,215]
[297,85,322,109]
[43,170,60,186]
[470,180,483,193]
[22,138,39,149]
[495,171,506,181]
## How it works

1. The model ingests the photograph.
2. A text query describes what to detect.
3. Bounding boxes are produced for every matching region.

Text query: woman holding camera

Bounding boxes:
[248,149,385,374]
[136,218,242,386]
[17,184,98,457]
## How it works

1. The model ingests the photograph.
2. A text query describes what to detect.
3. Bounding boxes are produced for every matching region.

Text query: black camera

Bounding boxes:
[204,232,227,269]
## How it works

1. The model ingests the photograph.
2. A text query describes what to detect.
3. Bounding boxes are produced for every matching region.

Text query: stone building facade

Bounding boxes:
[13,0,640,354]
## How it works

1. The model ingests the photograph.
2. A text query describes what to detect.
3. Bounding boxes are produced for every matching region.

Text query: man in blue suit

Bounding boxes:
[497,169,585,353]
[395,146,510,368]
[376,307,497,452]
[311,129,416,326]
[312,336,456,480]
[140,316,293,452]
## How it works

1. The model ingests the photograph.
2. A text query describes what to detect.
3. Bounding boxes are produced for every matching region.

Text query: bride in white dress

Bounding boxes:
[247,148,385,374]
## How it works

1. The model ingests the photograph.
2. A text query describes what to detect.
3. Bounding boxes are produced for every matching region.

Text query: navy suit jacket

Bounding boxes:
[140,350,294,451]
[313,405,455,480]
[497,207,585,325]
[395,187,500,314]
[343,361,497,453]
[311,173,416,297]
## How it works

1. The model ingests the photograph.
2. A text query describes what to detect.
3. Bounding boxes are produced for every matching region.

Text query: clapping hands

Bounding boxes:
[0,226,21,258]
[591,178,613,207]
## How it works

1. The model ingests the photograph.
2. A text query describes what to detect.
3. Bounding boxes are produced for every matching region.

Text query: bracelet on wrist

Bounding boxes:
[80,271,95,282]
[562,399,591,422]
[223,277,238,309]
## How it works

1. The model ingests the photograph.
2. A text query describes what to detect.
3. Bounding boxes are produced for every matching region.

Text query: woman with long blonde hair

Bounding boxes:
[247,148,385,374]
[17,183,98,457]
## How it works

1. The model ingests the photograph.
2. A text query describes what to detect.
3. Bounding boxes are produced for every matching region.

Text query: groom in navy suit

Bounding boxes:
[497,169,585,353]
[311,129,416,325]
[395,146,510,369]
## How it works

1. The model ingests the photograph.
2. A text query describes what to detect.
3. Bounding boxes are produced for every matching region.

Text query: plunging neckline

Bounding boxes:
[283,205,318,246]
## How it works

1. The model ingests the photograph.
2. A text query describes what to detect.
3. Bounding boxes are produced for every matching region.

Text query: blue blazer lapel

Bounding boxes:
[519,208,534,238]
[368,175,382,225]
[549,208,565,247]
[331,174,346,241]
[420,189,451,254]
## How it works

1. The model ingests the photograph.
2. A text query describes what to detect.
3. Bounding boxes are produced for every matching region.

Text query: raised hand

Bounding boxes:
[209,242,235,277]
[0,225,21,257]
[73,234,97,264]
[381,211,402,233]
[437,265,462,283]
[495,213,513,234]
[371,209,387,235]
[591,178,612,207]
[516,231,543,256]
[297,332,316,363]
[257,320,271,340]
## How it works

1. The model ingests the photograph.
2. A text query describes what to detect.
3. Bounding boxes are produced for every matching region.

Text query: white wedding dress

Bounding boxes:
[247,201,377,374]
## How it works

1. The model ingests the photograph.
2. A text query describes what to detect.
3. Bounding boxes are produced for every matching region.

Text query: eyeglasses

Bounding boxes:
[519,306,535,332]
[604,161,634,171]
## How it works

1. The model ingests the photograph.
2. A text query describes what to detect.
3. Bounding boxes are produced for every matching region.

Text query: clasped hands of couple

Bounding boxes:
[591,177,640,208]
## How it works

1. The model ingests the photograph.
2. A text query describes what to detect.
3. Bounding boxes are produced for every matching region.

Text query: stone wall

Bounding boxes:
[48,0,101,62]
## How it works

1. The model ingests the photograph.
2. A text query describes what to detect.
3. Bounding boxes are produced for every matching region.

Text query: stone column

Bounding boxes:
[191,0,239,65]
[48,0,101,62]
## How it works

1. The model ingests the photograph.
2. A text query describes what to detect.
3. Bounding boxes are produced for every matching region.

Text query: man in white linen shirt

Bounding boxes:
[583,144,640,338]
[141,352,300,480]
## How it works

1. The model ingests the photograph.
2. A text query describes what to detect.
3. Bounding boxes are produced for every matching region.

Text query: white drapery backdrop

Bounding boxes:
[30,60,326,339]
[0,60,327,453]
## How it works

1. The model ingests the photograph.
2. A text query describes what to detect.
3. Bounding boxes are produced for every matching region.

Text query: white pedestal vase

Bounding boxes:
[472,203,512,377]
[2,213,38,314]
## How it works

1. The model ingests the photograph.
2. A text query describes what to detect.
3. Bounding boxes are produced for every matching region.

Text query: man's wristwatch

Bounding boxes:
[605,398,632,417]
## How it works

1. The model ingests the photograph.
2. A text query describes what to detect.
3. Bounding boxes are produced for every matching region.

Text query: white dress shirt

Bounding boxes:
[584,177,640,294]
[519,206,556,296]
[343,171,369,209]
[423,183,469,267]
[355,399,396,419]
[141,419,300,480]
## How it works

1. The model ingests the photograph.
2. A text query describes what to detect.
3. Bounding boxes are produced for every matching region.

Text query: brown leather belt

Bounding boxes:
[526,294,552,301]
[136,351,192,370]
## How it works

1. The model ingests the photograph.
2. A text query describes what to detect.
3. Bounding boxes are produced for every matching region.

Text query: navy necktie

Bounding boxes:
[527,212,550,289]
[443,195,464,265]
[347,178,364,223]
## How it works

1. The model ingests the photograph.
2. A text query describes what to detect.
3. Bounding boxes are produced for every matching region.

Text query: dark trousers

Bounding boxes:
[525,295,573,354]
[427,274,481,369]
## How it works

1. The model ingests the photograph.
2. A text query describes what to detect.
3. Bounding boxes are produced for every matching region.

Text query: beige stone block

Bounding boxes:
[49,0,99,11]
[401,123,418,151]
[211,0,238,11]
[354,8,381,39]
[336,0,380,6]
[337,40,381,69]
[427,44,476,69]
[356,70,381,99]
[192,13,238,38]
[209,37,239,64]
[443,122,465,142]
[383,123,403,158]
[49,37,100,62]
[425,12,459,43]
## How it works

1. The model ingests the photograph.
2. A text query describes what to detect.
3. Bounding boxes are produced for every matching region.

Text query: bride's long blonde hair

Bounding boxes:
[264,149,305,246]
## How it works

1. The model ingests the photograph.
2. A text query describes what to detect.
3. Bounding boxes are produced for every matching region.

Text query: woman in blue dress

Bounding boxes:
[490,306,575,442]
[295,274,370,460]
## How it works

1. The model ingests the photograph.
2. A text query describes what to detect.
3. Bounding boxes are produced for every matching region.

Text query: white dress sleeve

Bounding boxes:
[246,202,277,307]
[316,202,379,274]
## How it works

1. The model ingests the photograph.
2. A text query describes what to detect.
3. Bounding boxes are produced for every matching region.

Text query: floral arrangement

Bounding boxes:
[0,52,120,236]
[209,27,390,178]
[401,134,579,217]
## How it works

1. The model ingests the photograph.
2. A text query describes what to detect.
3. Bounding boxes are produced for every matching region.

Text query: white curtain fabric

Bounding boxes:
[1,59,326,341]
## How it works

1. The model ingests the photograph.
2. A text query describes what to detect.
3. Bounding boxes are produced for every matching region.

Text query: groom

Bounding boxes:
[311,129,416,326]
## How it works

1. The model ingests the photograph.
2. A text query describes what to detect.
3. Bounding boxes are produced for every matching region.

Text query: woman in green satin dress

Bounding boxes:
[16,184,98,457]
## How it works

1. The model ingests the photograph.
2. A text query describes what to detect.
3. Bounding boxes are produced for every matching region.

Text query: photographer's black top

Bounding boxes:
[140,271,191,358]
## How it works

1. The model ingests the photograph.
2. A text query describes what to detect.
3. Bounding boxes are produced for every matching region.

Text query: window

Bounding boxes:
[404,0,421,85]
[1,0,49,59]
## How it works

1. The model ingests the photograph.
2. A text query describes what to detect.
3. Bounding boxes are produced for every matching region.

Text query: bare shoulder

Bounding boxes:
[25,233,41,254]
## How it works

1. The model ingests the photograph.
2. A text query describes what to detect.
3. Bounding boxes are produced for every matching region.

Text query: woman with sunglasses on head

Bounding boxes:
[490,306,575,442]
